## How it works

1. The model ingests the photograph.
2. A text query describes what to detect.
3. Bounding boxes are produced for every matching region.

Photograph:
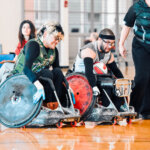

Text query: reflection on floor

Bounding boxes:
[0,120,150,150]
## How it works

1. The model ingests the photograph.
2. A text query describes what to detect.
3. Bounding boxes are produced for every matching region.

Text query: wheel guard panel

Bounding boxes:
[66,73,93,116]
[0,74,42,128]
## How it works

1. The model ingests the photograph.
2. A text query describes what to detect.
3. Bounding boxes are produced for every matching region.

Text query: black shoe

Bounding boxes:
[136,114,143,118]
[142,114,150,120]
[133,114,142,121]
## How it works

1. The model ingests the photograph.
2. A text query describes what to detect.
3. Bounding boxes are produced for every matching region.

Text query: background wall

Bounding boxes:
[0,0,24,53]
[0,0,134,67]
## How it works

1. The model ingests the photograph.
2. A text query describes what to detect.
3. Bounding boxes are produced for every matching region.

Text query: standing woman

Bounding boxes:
[119,0,150,119]
[0,20,36,83]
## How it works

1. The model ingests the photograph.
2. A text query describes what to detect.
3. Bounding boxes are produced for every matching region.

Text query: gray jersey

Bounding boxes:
[74,41,111,73]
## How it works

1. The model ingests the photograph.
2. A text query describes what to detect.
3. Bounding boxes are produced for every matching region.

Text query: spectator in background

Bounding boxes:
[14,20,36,60]
[84,38,91,45]
[0,20,36,84]
[90,32,99,42]
[83,32,99,45]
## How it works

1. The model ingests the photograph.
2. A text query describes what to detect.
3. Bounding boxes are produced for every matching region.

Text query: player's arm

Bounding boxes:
[107,53,123,78]
[81,48,100,95]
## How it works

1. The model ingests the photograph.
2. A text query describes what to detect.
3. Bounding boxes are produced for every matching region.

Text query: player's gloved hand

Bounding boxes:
[33,80,45,104]
[93,86,100,96]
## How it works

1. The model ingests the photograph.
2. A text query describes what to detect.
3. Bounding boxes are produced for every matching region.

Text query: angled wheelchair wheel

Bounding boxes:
[0,74,43,128]
[66,73,96,120]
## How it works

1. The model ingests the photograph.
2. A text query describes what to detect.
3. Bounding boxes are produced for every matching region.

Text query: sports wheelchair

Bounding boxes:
[66,72,137,125]
[0,74,80,128]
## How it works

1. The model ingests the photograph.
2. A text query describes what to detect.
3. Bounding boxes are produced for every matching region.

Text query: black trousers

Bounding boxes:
[37,68,65,103]
[130,37,150,115]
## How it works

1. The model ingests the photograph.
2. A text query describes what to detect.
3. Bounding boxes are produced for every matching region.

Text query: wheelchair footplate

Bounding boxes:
[114,79,137,124]
[84,104,118,125]
[29,88,81,128]
[27,106,64,127]
[55,107,80,128]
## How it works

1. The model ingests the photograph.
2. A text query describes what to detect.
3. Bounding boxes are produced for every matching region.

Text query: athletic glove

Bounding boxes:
[33,80,45,104]
[93,86,100,96]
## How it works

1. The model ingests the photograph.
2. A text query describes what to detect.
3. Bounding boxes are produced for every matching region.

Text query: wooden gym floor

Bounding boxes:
[0,120,150,150]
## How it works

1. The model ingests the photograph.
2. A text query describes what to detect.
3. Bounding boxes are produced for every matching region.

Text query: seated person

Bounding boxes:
[84,32,99,45]
[90,32,99,42]
[84,38,91,45]
[0,20,35,84]
[73,28,124,111]
[12,22,65,110]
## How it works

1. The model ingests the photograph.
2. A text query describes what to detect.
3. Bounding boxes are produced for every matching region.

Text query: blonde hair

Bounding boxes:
[37,22,64,38]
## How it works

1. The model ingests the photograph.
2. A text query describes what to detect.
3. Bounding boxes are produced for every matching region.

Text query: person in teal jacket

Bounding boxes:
[119,0,150,119]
